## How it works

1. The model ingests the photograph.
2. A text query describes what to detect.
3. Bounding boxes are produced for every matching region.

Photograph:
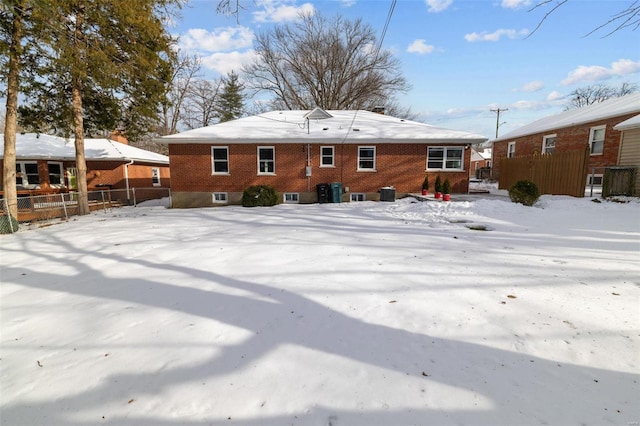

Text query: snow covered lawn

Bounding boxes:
[1,195,639,425]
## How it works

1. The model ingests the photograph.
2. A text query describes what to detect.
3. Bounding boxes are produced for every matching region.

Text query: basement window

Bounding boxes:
[283,193,299,204]
[350,193,366,202]
[212,192,228,204]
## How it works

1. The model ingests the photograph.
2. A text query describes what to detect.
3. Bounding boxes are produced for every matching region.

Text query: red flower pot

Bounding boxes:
[421,189,428,196]
[435,192,442,199]
[443,194,451,201]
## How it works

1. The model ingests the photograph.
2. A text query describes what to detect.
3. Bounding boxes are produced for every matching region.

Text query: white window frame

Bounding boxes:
[151,167,161,186]
[320,146,335,167]
[212,146,230,174]
[350,193,366,202]
[357,146,376,171]
[587,174,603,187]
[212,192,228,204]
[257,146,275,175]
[507,142,516,158]
[46,162,64,186]
[16,161,40,187]
[542,134,556,154]
[589,125,605,156]
[283,193,299,204]
[427,146,464,171]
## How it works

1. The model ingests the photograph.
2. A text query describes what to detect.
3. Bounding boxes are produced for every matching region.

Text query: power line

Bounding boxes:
[375,0,397,59]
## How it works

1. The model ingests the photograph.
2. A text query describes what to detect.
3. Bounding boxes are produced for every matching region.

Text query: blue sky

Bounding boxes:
[173,0,640,139]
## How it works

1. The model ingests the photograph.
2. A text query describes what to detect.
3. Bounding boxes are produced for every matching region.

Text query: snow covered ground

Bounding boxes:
[1,192,639,426]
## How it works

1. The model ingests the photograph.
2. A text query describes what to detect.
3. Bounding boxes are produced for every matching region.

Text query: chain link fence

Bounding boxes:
[1,187,170,234]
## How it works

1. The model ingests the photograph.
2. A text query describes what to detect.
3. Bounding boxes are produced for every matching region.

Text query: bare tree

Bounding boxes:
[182,78,223,129]
[158,52,202,136]
[529,0,640,37]
[243,12,410,111]
[565,82,638,110]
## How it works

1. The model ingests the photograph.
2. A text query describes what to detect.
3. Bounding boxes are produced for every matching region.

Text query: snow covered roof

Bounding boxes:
[614,113,640,131]
[1,133,169,164]
[471,148,492,162]
[160,109,488,145]
[492,93,640,143]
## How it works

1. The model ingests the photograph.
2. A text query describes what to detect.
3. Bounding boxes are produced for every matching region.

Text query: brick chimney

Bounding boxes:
[109,131,128,144]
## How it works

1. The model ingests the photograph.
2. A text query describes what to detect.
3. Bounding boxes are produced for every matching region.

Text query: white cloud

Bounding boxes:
[180,27,254,52]
[501,0,531,9]
[561,59,640,85]
[338,0,356,6]
[407,39,435,55]
[464,28,529,42]
[253,0,315,23]
[520,80,544,92]
[547,91,564,101]
[201,50,258,75]
[425,0,452,13]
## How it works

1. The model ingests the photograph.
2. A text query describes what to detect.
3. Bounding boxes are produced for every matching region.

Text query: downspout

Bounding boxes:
[307,143,311,192]
[124,159,134,204]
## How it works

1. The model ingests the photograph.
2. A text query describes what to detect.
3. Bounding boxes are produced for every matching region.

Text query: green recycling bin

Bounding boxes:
[330,182,342,203]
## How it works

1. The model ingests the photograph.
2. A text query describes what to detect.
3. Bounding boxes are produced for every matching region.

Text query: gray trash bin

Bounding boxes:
[380,186,395,202]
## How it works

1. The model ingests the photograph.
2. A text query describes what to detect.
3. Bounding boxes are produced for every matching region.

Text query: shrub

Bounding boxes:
[509,180,540,206]
[421,176,429,190]
[442,179,451,194]
[434,176,442,193]
[0,215,19,234]
[242,185,279,207]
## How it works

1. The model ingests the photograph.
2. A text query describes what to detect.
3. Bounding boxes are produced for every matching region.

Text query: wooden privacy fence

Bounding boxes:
[499,148,589,197]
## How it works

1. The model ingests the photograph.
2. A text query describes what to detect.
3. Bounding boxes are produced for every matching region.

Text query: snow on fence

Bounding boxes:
[0,187,170,233]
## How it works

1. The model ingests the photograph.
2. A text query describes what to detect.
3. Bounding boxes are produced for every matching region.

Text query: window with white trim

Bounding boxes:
[15,162,40,187]
[283,193,299,203]
[587,174,603,187]
[427,147,463,170]
[212,192,228,203]
[212,147,229,174]
[542,134,556,154]
[589,126,605,155]
[320,146,334,167]
[507,142,516,158]
[151,167,161,186]
[350,193,366,202]
[358,146,376,171]
[48,162,63,185]
[258,146,275,174]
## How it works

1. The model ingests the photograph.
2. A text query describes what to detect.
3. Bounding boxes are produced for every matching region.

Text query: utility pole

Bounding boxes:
[491,107,508,138]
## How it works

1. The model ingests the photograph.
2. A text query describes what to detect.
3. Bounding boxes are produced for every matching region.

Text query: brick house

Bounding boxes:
[614,113,640,196]
[470,147,492,179]
[160,108,487,207]
[0,133,170,196]
[490,93,640,191]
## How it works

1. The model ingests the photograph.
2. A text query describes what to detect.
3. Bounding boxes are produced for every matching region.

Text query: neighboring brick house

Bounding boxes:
[0,133,170,196]
[470,147,492,179]
[490,93,640,190]
[161,108,487,207]
[614,113,640,196]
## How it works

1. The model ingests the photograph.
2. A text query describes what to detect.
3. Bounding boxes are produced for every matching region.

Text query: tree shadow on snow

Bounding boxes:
[1,210,639,425]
